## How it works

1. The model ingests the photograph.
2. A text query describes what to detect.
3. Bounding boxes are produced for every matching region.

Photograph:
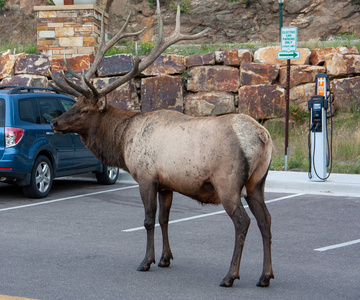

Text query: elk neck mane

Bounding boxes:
[80,105,140,172]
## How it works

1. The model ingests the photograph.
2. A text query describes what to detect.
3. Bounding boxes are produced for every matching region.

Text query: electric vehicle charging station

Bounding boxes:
[308,73,333,181]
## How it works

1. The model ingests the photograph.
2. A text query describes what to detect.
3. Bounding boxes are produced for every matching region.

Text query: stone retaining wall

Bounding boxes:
[0,46,359,119]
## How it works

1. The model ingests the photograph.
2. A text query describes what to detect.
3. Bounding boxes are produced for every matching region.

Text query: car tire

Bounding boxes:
[22,155,53,198]
[96,166,119,185]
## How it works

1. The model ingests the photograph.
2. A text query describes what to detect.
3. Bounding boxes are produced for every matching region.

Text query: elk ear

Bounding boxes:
[97,96,107,112]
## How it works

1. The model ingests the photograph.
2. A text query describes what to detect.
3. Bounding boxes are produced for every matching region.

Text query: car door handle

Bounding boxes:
[46,132,54,135]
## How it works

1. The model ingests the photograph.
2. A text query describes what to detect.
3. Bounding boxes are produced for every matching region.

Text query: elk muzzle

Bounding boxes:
[51,120,66,134]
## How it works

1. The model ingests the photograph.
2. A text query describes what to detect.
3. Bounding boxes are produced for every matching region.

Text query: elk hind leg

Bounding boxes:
[158,190,174,267]
[137,182,158,272]
[245,176,274,287]
[219,190,250,287]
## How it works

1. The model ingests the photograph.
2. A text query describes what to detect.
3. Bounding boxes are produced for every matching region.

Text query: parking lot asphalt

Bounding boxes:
[0,172,359,300]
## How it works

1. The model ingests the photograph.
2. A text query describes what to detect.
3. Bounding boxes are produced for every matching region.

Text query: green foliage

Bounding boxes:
[228,0,257,3]
[0,43,38,54]
[138,40,155,54]
[168,1,191,14]
[0,0,6,13]
[180,69,190,79]
[290,104,309,124]
[269,111,360,173]
[148,0,192,14]
[351,102,360,119]
[299,33,360,50]
[241,41,256,48]
[98,28,360,57]
[269,156,284,171]
[105,40,156,57]
[332,111,360,171]
[265,121,284,138]
[148,0,155,9]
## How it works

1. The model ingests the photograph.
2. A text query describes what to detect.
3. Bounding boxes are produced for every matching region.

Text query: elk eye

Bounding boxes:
[80,108,89,115]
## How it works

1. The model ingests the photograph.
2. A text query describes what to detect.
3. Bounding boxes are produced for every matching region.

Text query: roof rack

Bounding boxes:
[0,85,18,90]
[0,86,66,95]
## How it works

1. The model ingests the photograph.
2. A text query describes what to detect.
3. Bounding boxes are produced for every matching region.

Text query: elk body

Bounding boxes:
[51,0,274,288]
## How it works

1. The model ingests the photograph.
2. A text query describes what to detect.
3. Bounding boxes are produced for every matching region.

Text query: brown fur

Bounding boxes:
[52,97,274,287]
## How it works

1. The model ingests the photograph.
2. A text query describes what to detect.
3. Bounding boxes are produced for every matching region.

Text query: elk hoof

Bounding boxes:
[256,274,274,287]
[219,275,239,288]
[158,255,173,268]
[219,281,233,288]
[137,259,155,272]
[137,265,150,272]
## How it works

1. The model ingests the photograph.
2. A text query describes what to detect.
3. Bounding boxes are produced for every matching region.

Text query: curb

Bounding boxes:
[265,171,360,197]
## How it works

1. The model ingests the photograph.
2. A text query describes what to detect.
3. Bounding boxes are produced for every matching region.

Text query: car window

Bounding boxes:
[19,98,41,124]
[0,99,5,127]
[59,99,75,111]
[38,98,64,124]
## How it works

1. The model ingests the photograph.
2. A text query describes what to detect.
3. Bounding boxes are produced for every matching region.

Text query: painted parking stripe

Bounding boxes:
[123,193,305,232]
[0,185,139,213]
[0,295,39,300]
[123,210,225,233]
[314,239,360,252]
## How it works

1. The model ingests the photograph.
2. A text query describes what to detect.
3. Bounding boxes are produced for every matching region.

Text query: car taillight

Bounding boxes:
[5,127,24,148]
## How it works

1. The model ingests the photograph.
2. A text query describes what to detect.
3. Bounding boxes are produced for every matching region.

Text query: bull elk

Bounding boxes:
[50,0,274,288]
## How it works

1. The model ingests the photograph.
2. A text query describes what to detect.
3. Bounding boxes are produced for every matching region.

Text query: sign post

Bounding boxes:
[277,27,300,171]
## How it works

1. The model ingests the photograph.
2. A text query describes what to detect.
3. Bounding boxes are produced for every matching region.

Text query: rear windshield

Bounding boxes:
[0,99,5,127]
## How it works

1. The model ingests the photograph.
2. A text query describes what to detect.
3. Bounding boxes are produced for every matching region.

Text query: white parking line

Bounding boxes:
[123,193,305,232]
[0,294,39,300]
[123,210,225,233]
[314,239,360,252]
[0,185,139,213]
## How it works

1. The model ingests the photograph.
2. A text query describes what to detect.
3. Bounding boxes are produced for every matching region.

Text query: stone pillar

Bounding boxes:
[34,4,108,58]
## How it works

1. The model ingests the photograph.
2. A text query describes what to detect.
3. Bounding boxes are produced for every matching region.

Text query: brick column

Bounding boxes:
[34,4,108,58]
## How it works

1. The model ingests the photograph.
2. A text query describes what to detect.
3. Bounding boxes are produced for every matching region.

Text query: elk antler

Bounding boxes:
[50,0,210,103]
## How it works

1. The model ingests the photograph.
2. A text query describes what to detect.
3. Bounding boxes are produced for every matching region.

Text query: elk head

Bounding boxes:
[51,95,104,136]
[50,0,209,135]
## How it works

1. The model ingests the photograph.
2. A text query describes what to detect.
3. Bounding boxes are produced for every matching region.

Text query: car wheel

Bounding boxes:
[96,166,119,185]
[23,155,53,198]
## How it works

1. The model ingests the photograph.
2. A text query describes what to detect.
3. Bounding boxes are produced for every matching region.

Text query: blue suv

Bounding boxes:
[0,86,119,198]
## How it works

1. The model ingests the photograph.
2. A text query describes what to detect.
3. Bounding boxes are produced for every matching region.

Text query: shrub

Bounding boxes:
[0,0,6,12]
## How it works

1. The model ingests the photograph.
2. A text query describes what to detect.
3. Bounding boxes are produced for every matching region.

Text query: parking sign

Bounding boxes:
[277,27,300,60]
[281,27,297,52]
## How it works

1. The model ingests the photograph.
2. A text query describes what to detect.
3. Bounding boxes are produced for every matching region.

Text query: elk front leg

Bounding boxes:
[245,183,274,287]
[137,182,158,272]
[220,194,250,287]
[158,190,173,268]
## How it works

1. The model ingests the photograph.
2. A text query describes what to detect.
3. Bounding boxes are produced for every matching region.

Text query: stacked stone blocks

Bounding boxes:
[34,5,106,58]
[0,46,359,119]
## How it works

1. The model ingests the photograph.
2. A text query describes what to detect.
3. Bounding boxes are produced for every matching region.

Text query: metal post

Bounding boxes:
[279,2,284,42]
[284,58,290,171]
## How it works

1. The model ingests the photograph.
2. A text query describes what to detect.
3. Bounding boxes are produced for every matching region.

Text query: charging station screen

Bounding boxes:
[313,103,321,110]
